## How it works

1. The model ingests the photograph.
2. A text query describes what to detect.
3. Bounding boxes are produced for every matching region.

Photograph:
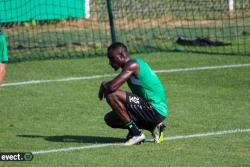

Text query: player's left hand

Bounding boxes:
[98,81,108,100]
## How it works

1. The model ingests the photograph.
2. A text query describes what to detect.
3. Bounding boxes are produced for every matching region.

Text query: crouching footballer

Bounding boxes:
[98,42,168,145]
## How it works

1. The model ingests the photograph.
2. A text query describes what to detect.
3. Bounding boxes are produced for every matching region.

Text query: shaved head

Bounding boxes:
[107,42,128,58]
[107,42,130,70]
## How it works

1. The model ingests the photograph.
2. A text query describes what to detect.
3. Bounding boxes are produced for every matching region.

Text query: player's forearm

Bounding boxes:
[102,80,122,93]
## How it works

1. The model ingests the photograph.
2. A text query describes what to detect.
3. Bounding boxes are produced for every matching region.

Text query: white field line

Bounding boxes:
[3,74,116,87]
[3,63,250,87]
[32,128,250,155]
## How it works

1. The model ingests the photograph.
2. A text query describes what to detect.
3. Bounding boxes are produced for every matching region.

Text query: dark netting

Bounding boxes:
[0,0,249,62]
[112,0,250,55]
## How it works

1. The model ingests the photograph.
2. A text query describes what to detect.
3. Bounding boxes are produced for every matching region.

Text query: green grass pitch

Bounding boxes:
[0,52,250,166]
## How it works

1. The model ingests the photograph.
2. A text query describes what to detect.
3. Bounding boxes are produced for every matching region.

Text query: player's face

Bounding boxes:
[108,53,122,71]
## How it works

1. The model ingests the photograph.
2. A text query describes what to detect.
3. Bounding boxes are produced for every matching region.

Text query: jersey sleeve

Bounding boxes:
[0,33,9,62]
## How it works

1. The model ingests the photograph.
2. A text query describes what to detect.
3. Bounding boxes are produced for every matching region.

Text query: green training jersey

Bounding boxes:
[127,58,168,117]
[0,31,8,62]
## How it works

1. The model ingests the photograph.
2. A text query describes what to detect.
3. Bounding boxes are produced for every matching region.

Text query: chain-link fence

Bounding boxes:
[0,0,250,62]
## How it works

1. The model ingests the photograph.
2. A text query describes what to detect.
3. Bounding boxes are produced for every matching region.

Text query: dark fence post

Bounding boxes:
[106,0,117,43]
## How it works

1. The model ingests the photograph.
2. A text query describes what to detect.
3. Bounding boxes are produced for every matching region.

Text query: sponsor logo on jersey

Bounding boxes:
[129,96,140,104]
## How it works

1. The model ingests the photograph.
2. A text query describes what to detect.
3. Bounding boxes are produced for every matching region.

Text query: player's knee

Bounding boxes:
[106,92,118,104]
[104,112,115,128]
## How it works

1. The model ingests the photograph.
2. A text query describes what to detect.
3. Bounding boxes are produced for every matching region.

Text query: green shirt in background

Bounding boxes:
[0,30,8,62]
[127,58,168,117]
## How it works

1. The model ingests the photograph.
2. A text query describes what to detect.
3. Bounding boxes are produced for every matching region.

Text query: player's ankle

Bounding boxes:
[125,120,141,136]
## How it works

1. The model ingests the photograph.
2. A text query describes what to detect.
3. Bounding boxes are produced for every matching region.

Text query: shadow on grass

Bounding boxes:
[17,134,125,144]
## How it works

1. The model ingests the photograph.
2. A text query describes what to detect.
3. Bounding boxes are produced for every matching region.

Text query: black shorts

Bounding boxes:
[125,92,165,131]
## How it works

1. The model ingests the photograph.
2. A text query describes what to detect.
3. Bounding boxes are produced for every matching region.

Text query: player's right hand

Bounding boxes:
[98,84,104,100]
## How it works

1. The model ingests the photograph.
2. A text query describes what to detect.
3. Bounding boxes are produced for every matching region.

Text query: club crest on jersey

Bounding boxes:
[129,96,140,104]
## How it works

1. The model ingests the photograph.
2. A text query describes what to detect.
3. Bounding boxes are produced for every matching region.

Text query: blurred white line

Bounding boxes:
[32,128,250,155]
[3,63,250,87]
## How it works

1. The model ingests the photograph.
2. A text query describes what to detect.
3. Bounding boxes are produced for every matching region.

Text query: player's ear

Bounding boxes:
[120,51,126,59]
